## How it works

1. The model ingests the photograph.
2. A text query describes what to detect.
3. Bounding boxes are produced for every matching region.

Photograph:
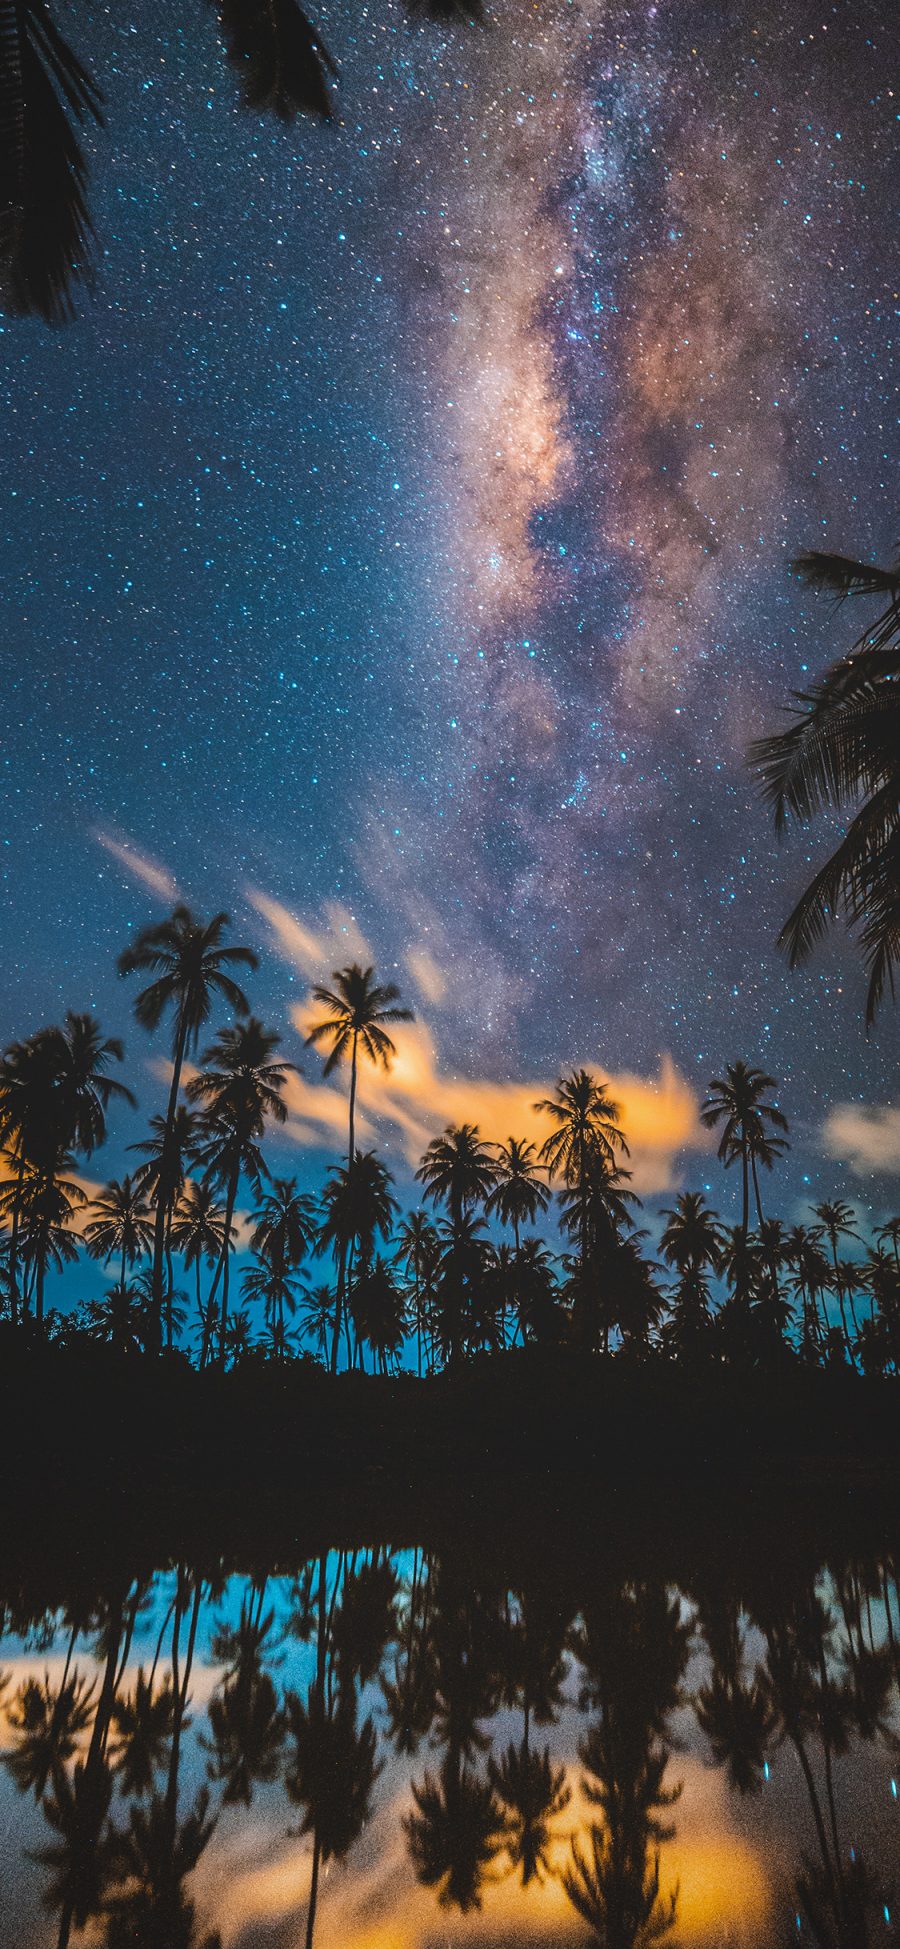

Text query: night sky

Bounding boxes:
[2,0,899,1219]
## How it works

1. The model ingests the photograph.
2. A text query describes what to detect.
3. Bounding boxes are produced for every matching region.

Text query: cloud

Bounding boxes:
[403,946,447,1007]
[248,891,373,980]
[286,1007,707,1193]
[822,1104,900,1176]
[95,830,179,901]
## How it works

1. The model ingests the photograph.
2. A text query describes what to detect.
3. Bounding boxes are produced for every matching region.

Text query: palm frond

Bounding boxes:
[791,551,900,601]
[1,2,103,322]
[211,0,337,120]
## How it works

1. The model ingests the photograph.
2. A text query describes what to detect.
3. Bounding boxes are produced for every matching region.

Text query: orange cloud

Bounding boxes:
[287,1008,707,1193]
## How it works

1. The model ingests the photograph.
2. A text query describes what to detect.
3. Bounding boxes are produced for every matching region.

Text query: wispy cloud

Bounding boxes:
[247,890,372,980]
[822,1104,900,1176]
[286,1008,707,1194]
[95,831,178,902]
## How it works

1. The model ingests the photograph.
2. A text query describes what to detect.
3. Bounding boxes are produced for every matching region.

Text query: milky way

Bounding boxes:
[1,0,898,1215]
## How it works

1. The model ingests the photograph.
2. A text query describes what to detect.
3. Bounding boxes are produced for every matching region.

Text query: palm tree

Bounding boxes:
[305,963,411,1373]
[118,906,256,1347]
[84,1176,154,1293]
[0,1014,132,1324]
[187,1018,294,1363]
[305,963,412,1172]
[2,1155,86,1327]
[814,1200,860,1355]
[131,1105,199,1346]
[486,1137,550,1258]
[535,1071,628,1291]
[749,546,900,1025]
[701,1063,789,1240]
[169,1179,228,1357]
[317,1151,398,1369]
[352,1256,407,1373]
[395,1210,440,1374]
[416,1124,497,1232]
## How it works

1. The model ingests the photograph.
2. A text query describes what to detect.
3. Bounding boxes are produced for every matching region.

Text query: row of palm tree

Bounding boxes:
[0,906,895,1374]
[3,1539,899,1948]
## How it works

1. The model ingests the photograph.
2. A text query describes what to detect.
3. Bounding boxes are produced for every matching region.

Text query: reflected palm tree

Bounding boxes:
[5,1668,95,1798]
[110,1669,175,1798]
[103,1787,221,1949]
[490,1738,570,1885]
[406,1752,506,1911]
[206,1587,285,1804]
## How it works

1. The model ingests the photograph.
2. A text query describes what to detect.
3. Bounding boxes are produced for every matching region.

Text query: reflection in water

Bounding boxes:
[1,1535,899,1949]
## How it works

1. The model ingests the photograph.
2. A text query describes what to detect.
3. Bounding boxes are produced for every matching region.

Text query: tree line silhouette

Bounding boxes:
[2,1532,899,1948]
[1,904,898,1379]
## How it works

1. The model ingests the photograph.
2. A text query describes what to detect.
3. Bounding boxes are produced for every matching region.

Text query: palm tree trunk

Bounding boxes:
[8,1150,24,1328]
[151,1012,189,1351]
[217,1166,240,1366]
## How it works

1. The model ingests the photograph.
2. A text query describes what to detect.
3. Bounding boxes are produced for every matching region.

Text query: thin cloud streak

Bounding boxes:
[95,830,179,901]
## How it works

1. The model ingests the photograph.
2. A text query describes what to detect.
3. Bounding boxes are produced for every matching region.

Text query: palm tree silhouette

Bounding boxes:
[169,1180,228,1361]
[395,1210,440,1373]
[535,1071,629,1301]
[814,1200,861,1355]
[487,1136,550,1264]
[187,1018,294,1363]
[0,1013,131,1324]
[306,965,411,1370]
[305,963,412,1173]
[417,1123,497,1230]
[317,1149,398,1369]
[118,907,256,1349]
[85,1176,155,1294]
[2,1154,86,1328]
[246,1177,317,1357]
[132,1105,199,1347]
[749,546,900,1025]
[701,1062,788,1243]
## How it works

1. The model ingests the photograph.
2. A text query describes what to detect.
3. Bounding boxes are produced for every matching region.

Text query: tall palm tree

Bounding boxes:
[84,1176,154,1293]
[131,1105,199,1346]
[169,1180,228,1360]
[305,963,412,1173]
[317,1150,398,1369]
[187,1018,294,1364]
[749,547,900,1026]
[305,963,411,1375]
[395,1210,440,1375]
[701,1063,789,1240]
[814,1199,861,1355]
[118,906,256,1347]
[535,1071,628,1290]
[1,1155,86,1328]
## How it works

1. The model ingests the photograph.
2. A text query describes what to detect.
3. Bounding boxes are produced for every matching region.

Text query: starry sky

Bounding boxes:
[1,0,899,1217]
